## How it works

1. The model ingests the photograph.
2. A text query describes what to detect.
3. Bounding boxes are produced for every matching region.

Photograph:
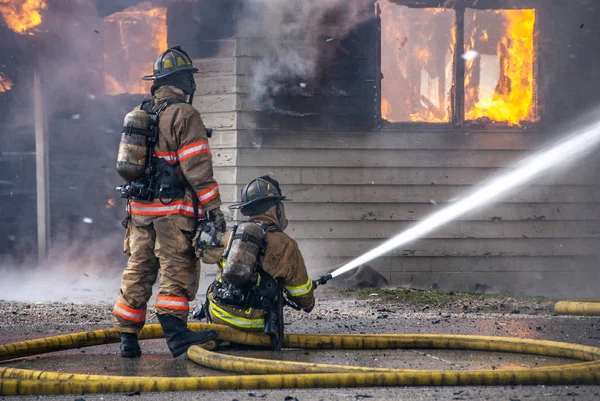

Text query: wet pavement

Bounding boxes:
[1,288,600,400]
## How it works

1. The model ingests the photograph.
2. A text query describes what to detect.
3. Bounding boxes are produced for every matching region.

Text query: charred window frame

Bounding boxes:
[377,0,540,128]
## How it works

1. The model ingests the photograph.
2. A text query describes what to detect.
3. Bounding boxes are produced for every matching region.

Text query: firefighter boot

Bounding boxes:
[120,332,142,358]
[156,313,218,358]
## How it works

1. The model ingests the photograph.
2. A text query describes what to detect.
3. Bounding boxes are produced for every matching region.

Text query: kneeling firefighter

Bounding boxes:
[200,176,315,349]
[112,46,226,358]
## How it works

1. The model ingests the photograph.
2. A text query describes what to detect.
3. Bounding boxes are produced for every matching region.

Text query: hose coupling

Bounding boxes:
[312,273,333,289]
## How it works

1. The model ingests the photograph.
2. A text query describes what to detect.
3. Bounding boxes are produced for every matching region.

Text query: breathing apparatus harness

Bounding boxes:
[194,222,300,350]
[116,99,187,203]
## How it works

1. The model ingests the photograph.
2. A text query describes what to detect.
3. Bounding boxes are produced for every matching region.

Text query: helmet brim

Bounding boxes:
[228,195,287,210]
[142,67,199,81]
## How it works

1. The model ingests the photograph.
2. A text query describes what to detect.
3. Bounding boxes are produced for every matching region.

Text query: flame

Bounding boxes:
[410,20,456,123]
[0,0,46,34]
[465,9,537,126]
[381,98,391,120]
[480,29,488,43]
[105,198,117,209]
[0,73,12,93]
[379,2,455,123]
[104,2,168,95]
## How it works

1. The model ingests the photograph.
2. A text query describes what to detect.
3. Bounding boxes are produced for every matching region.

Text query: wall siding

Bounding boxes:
[191,41,242,286]
[230,124,600,297]
[191,40,240,204]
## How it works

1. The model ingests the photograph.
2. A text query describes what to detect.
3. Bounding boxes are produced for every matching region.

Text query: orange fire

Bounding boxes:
[0,0,47,34]
[0,73,12,93]
[409,21,456,123]
[381,98,392,120]
[379,2,455,123]
[104,2,168,95]
[465,9,537,126]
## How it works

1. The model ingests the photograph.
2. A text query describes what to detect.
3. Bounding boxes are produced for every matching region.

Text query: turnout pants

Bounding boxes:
[112,214,201,333]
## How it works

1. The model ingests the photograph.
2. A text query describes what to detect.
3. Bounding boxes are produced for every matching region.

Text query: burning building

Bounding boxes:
[1,0,600,298]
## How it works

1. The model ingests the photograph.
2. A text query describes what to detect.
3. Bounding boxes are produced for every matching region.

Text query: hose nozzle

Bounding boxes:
[312,273,332,289]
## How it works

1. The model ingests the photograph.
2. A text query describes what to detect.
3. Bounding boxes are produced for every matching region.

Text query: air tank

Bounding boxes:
[116,110,153,182]
[222,222,265,286]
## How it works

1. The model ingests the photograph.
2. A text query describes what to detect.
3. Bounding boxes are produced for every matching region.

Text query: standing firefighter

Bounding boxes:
[203,176,315,348]
[113,46,225,358]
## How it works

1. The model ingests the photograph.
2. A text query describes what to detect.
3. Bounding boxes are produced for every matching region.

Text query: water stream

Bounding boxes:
[331,116,600,278]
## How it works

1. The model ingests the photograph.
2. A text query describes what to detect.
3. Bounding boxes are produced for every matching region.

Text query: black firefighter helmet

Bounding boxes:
[142,46,198,81]
[230,176,287,216]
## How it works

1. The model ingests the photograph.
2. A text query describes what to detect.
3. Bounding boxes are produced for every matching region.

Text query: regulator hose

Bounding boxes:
[2,323,600,395]
[554,301,600,316]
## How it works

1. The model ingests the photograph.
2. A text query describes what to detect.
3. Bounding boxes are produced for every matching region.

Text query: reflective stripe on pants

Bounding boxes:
[208,301,265,330]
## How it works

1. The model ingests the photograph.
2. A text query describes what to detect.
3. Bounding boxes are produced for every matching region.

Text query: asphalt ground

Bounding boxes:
[1,288,600,400]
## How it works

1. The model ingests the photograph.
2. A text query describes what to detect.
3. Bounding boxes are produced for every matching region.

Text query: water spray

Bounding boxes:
[313,117,600,288]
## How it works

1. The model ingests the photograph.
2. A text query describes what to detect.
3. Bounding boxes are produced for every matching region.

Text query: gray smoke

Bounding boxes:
[0,1,130,303]
[0,232,124,303]
[237,0,374,103]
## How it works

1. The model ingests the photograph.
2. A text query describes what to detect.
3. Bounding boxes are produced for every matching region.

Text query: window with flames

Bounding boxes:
[103,1,168,95]
[379,1,538,127]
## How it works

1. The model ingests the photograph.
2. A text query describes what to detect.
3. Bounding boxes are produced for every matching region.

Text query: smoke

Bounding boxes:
[236,0,374,104]
[0,232,125,303]
[0,0,135,289]
[0,1,228,303]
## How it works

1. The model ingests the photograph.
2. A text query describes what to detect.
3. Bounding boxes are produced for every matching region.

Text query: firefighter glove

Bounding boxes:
[208,208,226,233]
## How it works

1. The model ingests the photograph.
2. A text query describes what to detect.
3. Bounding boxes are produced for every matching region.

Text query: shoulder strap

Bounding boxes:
[140,99,154,113]
[249,220,282,234]
[154,98,186,115]
[140,98,186,115]
[262,223,282,233]
[144,98,187,135]
[137,98,188,162]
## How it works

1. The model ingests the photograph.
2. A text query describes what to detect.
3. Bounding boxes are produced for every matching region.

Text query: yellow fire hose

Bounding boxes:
[2,323,600,395]
[554,301,600,316]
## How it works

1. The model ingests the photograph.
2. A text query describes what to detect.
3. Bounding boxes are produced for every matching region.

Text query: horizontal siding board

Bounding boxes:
[237,166,599,186]
[283,202,600,221]
[279,185,600,203]
[236,130,540,150]
[303,256,594,274]
[211,149,237,167]
[215,184,239,203]
[213,167,237,185]
[207,130,237,149]
[296,238,599,257]
[194,94,237,114]
[194,76,237,96]
[199,112,237,129]
[193,57,236,77]
[286,220,600,239]
[237,149,528,168]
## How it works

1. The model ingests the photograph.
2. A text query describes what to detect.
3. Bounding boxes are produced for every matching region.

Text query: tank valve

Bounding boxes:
[312,273,332,289]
